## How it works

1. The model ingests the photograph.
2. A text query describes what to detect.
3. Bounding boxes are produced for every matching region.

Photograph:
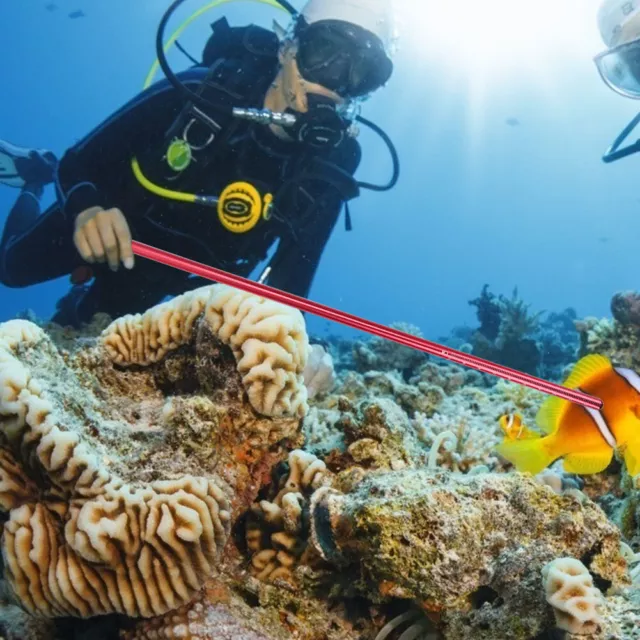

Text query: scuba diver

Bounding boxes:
[0,0,399,326]
[595,0,640,162]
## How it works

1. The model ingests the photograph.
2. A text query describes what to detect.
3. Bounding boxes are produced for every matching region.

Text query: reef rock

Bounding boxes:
[611,291,640,327]
[352,322,428,377]
[309,469,628,639]
[575,292,640,371]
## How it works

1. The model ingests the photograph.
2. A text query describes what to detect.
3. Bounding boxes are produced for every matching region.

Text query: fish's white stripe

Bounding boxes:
[584,406,617,449]
[507,414,514,430]
[615,367,640,394]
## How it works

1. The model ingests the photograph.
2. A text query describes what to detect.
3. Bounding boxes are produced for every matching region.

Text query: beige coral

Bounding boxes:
[0,320,231,619]
[303,344,336,400]
[542,557,604,635]
[100,284,309,418]
[246,450,330,584]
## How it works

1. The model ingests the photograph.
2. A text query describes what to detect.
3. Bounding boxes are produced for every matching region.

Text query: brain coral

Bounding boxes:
[0,319,231,619]
[100,284,310,418]
[0,284,312,621]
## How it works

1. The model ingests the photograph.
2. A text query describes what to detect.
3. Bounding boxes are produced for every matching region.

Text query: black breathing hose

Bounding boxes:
[356,115,399,191]
[156,0,399,191]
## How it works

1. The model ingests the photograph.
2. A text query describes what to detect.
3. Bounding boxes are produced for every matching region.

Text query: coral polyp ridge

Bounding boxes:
[2,284,640,639]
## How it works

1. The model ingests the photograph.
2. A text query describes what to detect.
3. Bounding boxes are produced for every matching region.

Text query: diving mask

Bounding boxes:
[595,36,640,98]
[294,19,393,98]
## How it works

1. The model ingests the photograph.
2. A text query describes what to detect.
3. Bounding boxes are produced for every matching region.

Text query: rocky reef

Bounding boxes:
[1,285,640,640]
[576,290,640,372]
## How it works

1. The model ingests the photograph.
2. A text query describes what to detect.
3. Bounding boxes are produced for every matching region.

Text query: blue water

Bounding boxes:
[1,0,638,344]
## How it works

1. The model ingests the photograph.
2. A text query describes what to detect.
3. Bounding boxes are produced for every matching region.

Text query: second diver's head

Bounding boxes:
[265,0,396,135]
[595,0,640,98]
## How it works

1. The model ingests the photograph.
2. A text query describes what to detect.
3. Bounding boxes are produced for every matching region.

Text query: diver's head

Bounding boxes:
[268,0,396,117]
[595,0,640,98]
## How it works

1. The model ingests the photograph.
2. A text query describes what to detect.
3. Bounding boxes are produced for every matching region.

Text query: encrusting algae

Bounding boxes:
[2,287,640,639]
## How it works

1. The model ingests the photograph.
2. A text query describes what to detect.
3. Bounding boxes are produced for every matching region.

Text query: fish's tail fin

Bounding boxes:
[622,439,640,478]
[496,436,554,475]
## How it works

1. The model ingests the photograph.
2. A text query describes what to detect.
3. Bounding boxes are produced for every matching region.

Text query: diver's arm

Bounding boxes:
[56,68,210,218]
[265,139,362,298]
[266,194,344,298]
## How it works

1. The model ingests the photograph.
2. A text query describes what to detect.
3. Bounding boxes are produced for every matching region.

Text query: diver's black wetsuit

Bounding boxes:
[0,20,361,326]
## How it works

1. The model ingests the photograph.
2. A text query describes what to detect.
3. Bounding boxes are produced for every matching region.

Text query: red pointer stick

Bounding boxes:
[131,240,603,411]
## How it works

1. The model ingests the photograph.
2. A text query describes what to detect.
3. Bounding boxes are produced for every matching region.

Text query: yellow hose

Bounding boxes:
[131,157,197,202]
[143,0,288,90]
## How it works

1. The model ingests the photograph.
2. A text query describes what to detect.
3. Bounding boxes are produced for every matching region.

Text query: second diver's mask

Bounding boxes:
[595,36,640,99]
[595,35,640,162]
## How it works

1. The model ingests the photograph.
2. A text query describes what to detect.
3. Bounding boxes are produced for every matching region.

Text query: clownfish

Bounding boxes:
[498,413,538,442]
[496,354,640,476]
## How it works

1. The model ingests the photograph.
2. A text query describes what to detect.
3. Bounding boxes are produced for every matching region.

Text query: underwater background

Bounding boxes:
[2,0,639,342]
[3,2,640,640]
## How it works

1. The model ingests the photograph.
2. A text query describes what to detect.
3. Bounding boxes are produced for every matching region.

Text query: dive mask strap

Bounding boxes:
[603,111,640,163]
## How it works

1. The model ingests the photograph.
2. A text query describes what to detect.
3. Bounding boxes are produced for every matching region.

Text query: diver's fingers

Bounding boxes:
[96,210,120,271]
[111,209,134,269]
[82,217,107,263]
[74,206,102,263]
[73,227,94,263]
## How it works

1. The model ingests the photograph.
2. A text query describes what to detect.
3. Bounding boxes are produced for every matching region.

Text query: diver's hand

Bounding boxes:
[73,206,134,271]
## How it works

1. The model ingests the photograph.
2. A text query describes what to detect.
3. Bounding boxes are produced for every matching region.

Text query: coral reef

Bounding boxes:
[4,283,640,640]
[575,290,640,372]
[309,469,628,639]
[537,308,580,381]
[412,407,502,473]
[101,284,309,418]
[466,286,578,380]
[469,286,543,375]
[0,284,313,625]
[353,323,428,378]
[0,324,226,620]
[330,396,426,472]
[0,319,232,618]
[611,291,640,326]
[245,450,330,585]
[469,285,502,342]
[121,596,274,640]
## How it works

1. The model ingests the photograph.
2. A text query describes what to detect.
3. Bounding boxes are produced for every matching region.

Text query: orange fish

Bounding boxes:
[498,413,538,441]
[496,354,640,476]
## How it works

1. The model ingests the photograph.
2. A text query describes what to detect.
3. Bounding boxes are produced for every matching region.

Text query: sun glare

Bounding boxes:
[394,0,603,90]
